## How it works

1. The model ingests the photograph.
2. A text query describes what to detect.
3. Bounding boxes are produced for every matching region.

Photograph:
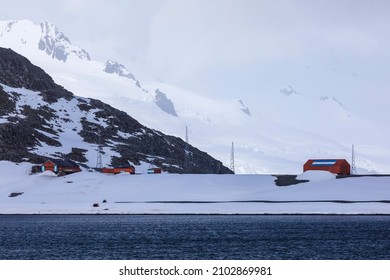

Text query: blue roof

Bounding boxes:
[311,159,337,167]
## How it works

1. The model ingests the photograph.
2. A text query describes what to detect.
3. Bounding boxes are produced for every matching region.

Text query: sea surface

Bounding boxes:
[0,215,389,260]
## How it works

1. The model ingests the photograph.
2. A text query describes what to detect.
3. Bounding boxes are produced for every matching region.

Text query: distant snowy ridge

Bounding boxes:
[154,89,177,117]
[103,59,139,85]
[237,99,251,116]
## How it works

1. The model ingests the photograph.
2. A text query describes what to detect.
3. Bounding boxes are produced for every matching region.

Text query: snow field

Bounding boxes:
[1,162,390,214]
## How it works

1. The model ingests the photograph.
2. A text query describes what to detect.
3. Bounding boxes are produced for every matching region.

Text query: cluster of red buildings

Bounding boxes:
[32,157,350,177]
[32,159,162,176]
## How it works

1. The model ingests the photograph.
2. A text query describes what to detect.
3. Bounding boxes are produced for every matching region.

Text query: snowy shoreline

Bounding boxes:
[1,161,390,215]
[1,213,390,216]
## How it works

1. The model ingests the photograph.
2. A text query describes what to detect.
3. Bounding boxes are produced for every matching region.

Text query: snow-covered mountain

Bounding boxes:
[1,19,389,174]
[0,47,231,174]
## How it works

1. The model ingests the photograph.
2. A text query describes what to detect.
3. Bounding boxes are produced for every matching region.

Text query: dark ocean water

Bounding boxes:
[0,215,389,260]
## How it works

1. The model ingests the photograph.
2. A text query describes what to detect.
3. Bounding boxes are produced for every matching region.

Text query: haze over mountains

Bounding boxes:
[1,19,389,174]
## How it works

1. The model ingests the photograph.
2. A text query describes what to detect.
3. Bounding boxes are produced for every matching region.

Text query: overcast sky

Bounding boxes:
[1,0,390,100]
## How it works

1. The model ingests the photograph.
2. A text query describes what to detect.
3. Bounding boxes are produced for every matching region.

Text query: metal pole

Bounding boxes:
[230,142,235,174]
[351,144,356,174]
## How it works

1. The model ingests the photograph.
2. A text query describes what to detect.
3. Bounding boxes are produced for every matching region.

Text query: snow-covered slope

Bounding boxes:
[1,19,389,174]
[1,162,390,214]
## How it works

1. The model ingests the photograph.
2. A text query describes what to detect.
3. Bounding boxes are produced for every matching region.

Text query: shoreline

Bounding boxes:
[4,201,390,214]
[1,213,390,216]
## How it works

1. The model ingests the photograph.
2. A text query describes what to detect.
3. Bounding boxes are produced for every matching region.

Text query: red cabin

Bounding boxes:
[147,167,162,174]
[102,166,135,174]
[303,159,350,175]
[41,159,81,175]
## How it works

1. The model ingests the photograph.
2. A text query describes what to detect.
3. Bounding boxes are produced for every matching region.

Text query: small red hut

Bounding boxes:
[303,159,350,175]
[41,159,81,174]
[147,167,162,174]
[102,166,135,174]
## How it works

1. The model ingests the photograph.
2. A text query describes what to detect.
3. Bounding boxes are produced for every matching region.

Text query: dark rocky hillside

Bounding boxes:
[0,47,232,174]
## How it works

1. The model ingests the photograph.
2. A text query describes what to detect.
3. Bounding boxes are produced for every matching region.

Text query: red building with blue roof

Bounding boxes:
[303,159,351,175]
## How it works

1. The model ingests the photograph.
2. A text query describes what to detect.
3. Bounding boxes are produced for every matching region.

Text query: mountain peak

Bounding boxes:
[38,21,90,62]
[0,20,91,62]
[103,59,136,80]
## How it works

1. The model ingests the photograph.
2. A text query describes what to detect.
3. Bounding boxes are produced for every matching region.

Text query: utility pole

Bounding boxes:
[351,144,356,174]
[230,141,235,174]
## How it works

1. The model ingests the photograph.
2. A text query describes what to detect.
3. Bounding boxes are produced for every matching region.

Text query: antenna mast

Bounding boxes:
[184,126,189,173]
[351,144,356,174]
[230,142,235,174]
[96,145,103,169]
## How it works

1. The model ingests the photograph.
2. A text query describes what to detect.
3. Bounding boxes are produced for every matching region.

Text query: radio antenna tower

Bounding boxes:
[184,126,189,173]
[230,142,235,174]
[351,144,356,174]
[96,145,103,169]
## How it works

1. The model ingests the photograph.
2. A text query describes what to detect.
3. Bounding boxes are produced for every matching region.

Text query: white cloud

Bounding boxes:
[1,0,390,98]
[140,0,390,95]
